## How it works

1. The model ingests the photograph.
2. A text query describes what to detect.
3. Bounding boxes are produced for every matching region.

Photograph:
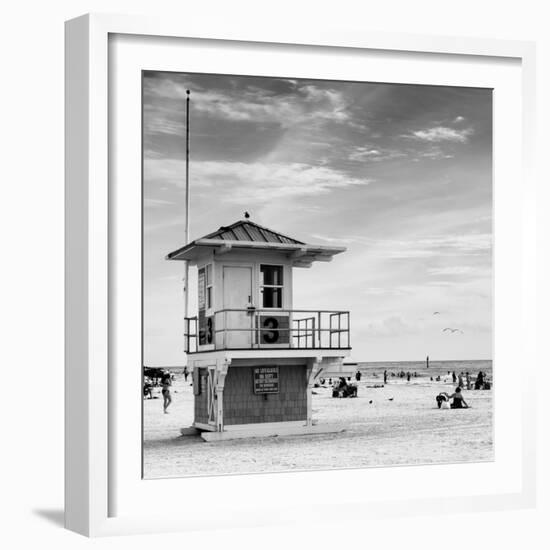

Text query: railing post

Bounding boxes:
[318,311,321,348]
[213,313,216,350]
[255,311,259,349]
[347,311,350,348]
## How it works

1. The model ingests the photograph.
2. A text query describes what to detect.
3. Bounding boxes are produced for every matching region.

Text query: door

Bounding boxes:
[223,266,253,348]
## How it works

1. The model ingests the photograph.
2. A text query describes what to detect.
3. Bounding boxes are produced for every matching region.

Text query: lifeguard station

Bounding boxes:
[166,218,351,441]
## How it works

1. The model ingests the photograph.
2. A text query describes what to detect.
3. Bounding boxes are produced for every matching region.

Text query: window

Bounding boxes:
[260,265,283,308]
[206,264,213,309]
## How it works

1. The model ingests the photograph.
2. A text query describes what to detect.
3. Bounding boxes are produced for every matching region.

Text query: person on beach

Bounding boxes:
[333,377,351,398]
[458,373,464,389]
[475,371,485,390]
[449,387,469,409]
[436,392,450,408]
[407,372,411,382]
[355,370,362,382]
[384,370,388,384]
[183,366,189,382]
[161,373,172,413]
[452,371,457,384]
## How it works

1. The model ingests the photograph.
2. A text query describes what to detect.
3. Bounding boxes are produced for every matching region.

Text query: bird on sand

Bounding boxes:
[369,400,373,404]
[388,397,394,401]
[442,328,463,334]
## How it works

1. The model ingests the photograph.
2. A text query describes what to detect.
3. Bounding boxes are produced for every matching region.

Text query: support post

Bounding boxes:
[215,358,230,432]
[306,357,323,426]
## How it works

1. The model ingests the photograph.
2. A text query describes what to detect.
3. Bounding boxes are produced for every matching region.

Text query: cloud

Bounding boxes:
[364,316,416,337]
[310,234,352,245]
[145,79,358,131]
[349,144,456,165]
[143,217,185,234]
[145,159,372,202]
[416,147,455,160]
[311,233,491,258]
[361,286,413,297]
[427,266,490,276]
[144,114,185,136]
[403,126,474,143]
[348,146,407,163]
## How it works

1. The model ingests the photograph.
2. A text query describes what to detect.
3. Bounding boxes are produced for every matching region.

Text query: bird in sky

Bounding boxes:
[442,328,464,334]
[433,311,441,315]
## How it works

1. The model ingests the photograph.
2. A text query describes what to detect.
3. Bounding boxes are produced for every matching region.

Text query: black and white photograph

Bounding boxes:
[4,0,545,544]
[142,71,493,479]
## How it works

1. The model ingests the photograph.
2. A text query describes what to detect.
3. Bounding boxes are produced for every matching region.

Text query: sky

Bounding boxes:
[143,71,492,366]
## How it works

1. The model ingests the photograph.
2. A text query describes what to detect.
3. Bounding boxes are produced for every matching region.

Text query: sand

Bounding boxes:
[143,373,493,479]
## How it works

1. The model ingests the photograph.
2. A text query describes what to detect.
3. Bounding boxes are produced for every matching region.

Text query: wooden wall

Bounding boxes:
[223,365,307,425]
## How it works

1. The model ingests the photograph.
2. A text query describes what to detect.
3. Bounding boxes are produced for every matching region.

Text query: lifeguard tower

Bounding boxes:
[166,218,351,441]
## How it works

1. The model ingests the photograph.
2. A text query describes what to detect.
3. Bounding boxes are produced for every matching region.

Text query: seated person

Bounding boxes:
[449,387,469,409]
[436,392,449,408]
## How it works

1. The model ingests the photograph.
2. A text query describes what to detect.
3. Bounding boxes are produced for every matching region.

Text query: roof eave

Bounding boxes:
[166,239,346,262]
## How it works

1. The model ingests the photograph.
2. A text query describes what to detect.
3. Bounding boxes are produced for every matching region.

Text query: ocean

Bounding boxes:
[356,359,492,379]
[158,359,493,381]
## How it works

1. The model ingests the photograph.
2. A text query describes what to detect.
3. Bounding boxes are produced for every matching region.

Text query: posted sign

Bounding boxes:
[253,367,279,394]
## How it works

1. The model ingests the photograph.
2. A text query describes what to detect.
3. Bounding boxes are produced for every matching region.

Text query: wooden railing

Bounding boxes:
[183,309,350,353]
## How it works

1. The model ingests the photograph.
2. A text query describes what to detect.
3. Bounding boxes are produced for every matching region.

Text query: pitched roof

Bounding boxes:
[166,219,346,267]
[201,220,305,245]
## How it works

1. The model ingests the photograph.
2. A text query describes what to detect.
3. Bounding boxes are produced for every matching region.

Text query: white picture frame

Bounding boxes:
[65,13,537,537]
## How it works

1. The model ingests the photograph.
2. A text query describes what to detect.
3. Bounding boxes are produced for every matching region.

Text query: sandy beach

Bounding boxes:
[143,365,493,479]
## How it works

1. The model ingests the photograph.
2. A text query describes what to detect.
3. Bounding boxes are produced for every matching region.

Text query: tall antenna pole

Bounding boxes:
[183,90,190,330]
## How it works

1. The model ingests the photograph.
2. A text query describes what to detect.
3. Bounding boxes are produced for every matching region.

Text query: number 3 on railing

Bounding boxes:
[262,316,279,344]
